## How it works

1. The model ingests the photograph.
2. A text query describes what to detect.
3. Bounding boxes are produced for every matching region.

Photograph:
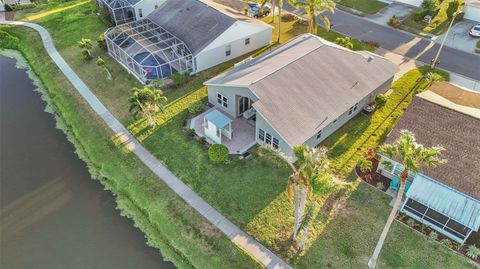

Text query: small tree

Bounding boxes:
[129,86,168,126]
[96,57,111,79]
[97,33,106,50]
[446,0,460,19]
[78,38,93,59]
[335,36,353,49]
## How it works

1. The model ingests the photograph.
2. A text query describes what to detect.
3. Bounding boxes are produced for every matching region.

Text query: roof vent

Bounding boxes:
[367,55,374,62]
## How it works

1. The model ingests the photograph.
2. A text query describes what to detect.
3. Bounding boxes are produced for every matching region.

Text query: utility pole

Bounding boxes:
[430,10,462,69]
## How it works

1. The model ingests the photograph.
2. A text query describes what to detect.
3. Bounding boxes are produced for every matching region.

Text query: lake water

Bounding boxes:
[0,53,175,269]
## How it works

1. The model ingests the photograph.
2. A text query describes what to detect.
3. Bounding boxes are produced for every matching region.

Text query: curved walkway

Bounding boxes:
[0,20,292,269]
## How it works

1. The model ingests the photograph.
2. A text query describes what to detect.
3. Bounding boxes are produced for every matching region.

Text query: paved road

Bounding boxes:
[284,5,480,81]
[0,20,292,269]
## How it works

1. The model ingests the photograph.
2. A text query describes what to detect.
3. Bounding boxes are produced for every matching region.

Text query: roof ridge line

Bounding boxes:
[250,38,324,85]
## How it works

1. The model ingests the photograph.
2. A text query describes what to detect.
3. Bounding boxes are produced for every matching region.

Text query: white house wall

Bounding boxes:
[195,21,272,72]
[133,0,166,20]
[207,85,259,117]
[255,112,294,157]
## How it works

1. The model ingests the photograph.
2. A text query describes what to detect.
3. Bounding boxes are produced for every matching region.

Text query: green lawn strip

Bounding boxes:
[476,40,480,54]
[11,2,474,268]
[320,67,449,177]
[401,0,464,36]
[0,26,261,269]
[335,0,388,15]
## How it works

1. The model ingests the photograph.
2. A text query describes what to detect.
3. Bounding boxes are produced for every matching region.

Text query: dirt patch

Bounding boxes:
[430,81,480,109]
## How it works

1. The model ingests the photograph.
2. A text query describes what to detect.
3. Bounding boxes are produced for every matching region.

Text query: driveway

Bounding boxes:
[435,20,479,54]
[368,2,416,25]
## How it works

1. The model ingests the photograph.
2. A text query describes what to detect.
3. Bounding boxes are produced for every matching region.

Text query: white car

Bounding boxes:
[469,23,480,37]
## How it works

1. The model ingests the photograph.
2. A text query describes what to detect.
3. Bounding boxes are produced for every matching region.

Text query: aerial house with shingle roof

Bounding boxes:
[377,96,480,244]
[202,34,398,157]
[104,0,272,83]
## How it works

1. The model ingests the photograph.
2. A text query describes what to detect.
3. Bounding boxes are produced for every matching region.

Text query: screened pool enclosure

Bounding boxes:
[105,19,194,83]
[98,0,138,25]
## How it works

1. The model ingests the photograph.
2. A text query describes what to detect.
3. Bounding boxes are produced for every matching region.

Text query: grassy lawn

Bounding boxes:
[6,2,476,268]
[401,0,464,36]
[335,0,388,15]
[476,40,480,54]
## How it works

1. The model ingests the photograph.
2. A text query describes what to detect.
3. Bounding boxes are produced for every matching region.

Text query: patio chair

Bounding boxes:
[389,177,400,192]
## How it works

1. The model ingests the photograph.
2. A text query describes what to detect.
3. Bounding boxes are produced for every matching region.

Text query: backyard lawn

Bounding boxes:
[335,0,388,15]
[5,1,476,268]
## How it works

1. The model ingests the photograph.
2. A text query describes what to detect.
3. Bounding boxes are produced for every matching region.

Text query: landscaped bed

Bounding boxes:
[4,2,477,268]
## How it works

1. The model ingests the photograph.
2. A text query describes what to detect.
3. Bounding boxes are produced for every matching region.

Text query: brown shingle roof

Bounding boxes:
[386,96,480,200]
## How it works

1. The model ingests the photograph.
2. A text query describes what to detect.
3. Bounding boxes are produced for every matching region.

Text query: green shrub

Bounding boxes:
[428,231,438,240]
[11,3,36,10]
[198,136,207,145]
[186,128,196,138]
[406,218,416,227]
[208,144,229,164]
[466,245,480,259]
[188,101,205,115]
[421,0,438,10]
[440,239,452,248]
[374,93,387,109]
[171,72,190,87]
[335,37,354,50]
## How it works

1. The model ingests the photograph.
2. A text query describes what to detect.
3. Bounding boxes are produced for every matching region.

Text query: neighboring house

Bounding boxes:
[203,34,398,158]
[104,0,272,83]
[464,0,480,22]
[377,96,480,243]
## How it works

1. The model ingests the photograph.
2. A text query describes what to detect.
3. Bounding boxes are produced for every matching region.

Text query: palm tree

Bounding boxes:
[259,0,270,14]
[96,57,111,79]
[367,130,446,268]
[78,38,93,58]
[276,0,283,43]
[288,145,330,241]
[289,0,336,33]
[128,86,168,127]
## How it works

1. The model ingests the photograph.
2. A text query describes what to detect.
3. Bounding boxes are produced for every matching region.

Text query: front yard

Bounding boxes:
[5,2,476,268]
[335,0,388,15]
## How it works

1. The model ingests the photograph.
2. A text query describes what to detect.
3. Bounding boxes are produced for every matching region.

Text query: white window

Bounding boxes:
[245,38,250,45]
[348,106,354,116]
[217,93,228,108]
[225,45,231,56]
[138,8,143,17]
[259,129,265,141]
[316,130,322,139]
[265,133,271,144]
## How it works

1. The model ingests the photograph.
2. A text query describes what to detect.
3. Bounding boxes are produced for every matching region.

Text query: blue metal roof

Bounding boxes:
[407,174,480,231]
[205,110,231,128]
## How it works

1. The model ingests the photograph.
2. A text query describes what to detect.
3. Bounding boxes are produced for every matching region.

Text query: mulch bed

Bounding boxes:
[355,158,390,192]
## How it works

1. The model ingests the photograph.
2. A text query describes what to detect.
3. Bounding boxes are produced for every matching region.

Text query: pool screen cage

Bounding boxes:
[98,0,137,25]
[105,19,195,84]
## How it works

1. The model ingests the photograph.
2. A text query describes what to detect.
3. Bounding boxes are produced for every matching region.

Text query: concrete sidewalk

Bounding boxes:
[0,20,293,269]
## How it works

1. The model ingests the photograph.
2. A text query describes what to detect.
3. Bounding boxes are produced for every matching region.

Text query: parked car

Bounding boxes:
[247,2,270,18]
[469,23,480,37]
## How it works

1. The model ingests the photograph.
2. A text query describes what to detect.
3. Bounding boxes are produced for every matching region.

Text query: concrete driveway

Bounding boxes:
[368,2,416,25]
[435,20,479,54]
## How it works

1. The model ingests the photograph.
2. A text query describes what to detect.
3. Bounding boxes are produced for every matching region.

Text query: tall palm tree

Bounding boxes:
[288,145,330,241]
[96,57,111,79]
[289,0,336,33]
[128,86,168,127]
[368,130,446,268]
[276,0,283,43]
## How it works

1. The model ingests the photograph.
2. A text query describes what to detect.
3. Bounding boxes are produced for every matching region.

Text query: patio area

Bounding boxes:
[190,108,257,154]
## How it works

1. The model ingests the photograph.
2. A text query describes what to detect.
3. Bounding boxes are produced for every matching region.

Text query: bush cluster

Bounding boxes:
[187,101,205,115]
[208,144,229,164]
[171,72,190,87]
